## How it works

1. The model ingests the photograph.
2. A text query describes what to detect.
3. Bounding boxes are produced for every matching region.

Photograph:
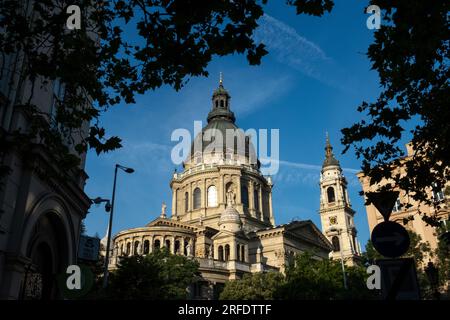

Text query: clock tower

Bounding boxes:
[319,134,361,265]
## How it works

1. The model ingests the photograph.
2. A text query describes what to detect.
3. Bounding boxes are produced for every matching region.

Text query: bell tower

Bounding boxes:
[319,134,361,265]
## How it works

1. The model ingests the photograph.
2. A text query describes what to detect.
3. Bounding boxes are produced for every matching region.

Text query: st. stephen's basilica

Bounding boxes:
[105,77,362,299]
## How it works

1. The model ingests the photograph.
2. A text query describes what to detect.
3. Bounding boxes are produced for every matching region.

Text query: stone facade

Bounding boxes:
[0,3,91,300]
[358,143,450,259]
[108,79,332,299]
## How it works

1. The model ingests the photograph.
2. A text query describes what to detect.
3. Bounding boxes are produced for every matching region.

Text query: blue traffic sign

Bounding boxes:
[371,221,410,258]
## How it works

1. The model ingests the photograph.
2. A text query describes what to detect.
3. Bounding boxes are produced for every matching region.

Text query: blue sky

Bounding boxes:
[83,1,388,249]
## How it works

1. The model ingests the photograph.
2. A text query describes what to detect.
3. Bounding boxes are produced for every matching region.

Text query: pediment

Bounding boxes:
[211,229,248,241]
[285,220,332,250]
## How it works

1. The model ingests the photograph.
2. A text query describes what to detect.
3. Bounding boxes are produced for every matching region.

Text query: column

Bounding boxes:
[171,236,176,254]
[172,189,177,218]
[149,236,154,253]
[219,174,224,205]
[236,177,242,204]
[268,187,274,225]
[202,179,207,208]
[258,185,263,221]
[249,181,255,217]
[230,242,237,261]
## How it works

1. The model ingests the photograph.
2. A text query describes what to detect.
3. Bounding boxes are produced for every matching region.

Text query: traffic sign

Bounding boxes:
[366,190,399,221]
[376,258,420,300]
[371,221,410,258]
[78,235,100,261]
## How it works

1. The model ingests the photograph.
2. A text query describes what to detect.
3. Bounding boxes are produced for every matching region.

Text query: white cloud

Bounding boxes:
[254,14,351,91]
[269,159,360,186]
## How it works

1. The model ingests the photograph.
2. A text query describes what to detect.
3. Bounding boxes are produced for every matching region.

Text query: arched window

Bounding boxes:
[215,100,218,108]
[237,245,241,261]
[327,187,335,203]
[218,246,224,261]
[224,244,230,261]
[143,240,149,254]
[154,239,160,249]
[241,186,249,208]
[175,240,181,254]
[134,241,139,255]
[254,188,259,211]
[220,100,224,108]
[332,236,340,252]
[126,242,131,256]
[193,188,201,209]
[207,185,218,207]
[185,192,189,212]
[165,240,171,252]
[241,245,245,262]
[120,244,124,255]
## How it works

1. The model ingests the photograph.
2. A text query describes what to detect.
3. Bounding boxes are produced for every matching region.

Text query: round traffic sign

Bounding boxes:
[371,221,410,258]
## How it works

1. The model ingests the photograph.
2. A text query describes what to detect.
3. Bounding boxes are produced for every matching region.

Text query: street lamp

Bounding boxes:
[91,197,111,212]
[328,226,348,290]
[102,164,134,289]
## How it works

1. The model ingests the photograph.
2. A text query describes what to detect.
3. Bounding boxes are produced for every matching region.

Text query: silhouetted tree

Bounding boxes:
[0,0,334,179]
[341,0,449,226]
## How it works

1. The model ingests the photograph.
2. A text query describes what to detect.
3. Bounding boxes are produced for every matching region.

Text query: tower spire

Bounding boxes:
[219,72,223,87]
[323,132,340,168]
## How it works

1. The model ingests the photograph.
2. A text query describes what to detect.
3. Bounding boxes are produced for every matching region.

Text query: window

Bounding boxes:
[134,241,139,255]
[392,198,401,212]
[224,244,230,261]
[254,188,259,211]
[165,240,171,250]
[193,188,201,209]
[126,242,131,256]
[241,245,245,262]
[218,246,224,261]
[332,236,340,252]
[154,239,160,249]
[237,245,240,261]
[207,185,218,207]
[185,192,189,212]
[241,186,249,208]
[143,240,149,254]
[327,187,335,203]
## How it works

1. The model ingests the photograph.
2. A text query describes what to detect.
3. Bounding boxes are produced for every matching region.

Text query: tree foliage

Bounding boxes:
[0,0,334,179]
[276,252,374,299]
[91,249,199,299]
[219,272,284,300]
[220,253,375,300]
[341,0,450,226]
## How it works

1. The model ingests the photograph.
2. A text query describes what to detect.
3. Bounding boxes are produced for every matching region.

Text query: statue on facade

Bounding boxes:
[186,243,192,257]
[160,202,167,218]
[226,188,235,207]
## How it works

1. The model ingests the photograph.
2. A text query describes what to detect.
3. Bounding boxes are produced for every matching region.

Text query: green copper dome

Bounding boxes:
[188,76,257,162]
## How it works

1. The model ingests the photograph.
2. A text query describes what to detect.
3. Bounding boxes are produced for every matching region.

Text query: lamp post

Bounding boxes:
[102,164,134,289]
[329,226,347,290]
